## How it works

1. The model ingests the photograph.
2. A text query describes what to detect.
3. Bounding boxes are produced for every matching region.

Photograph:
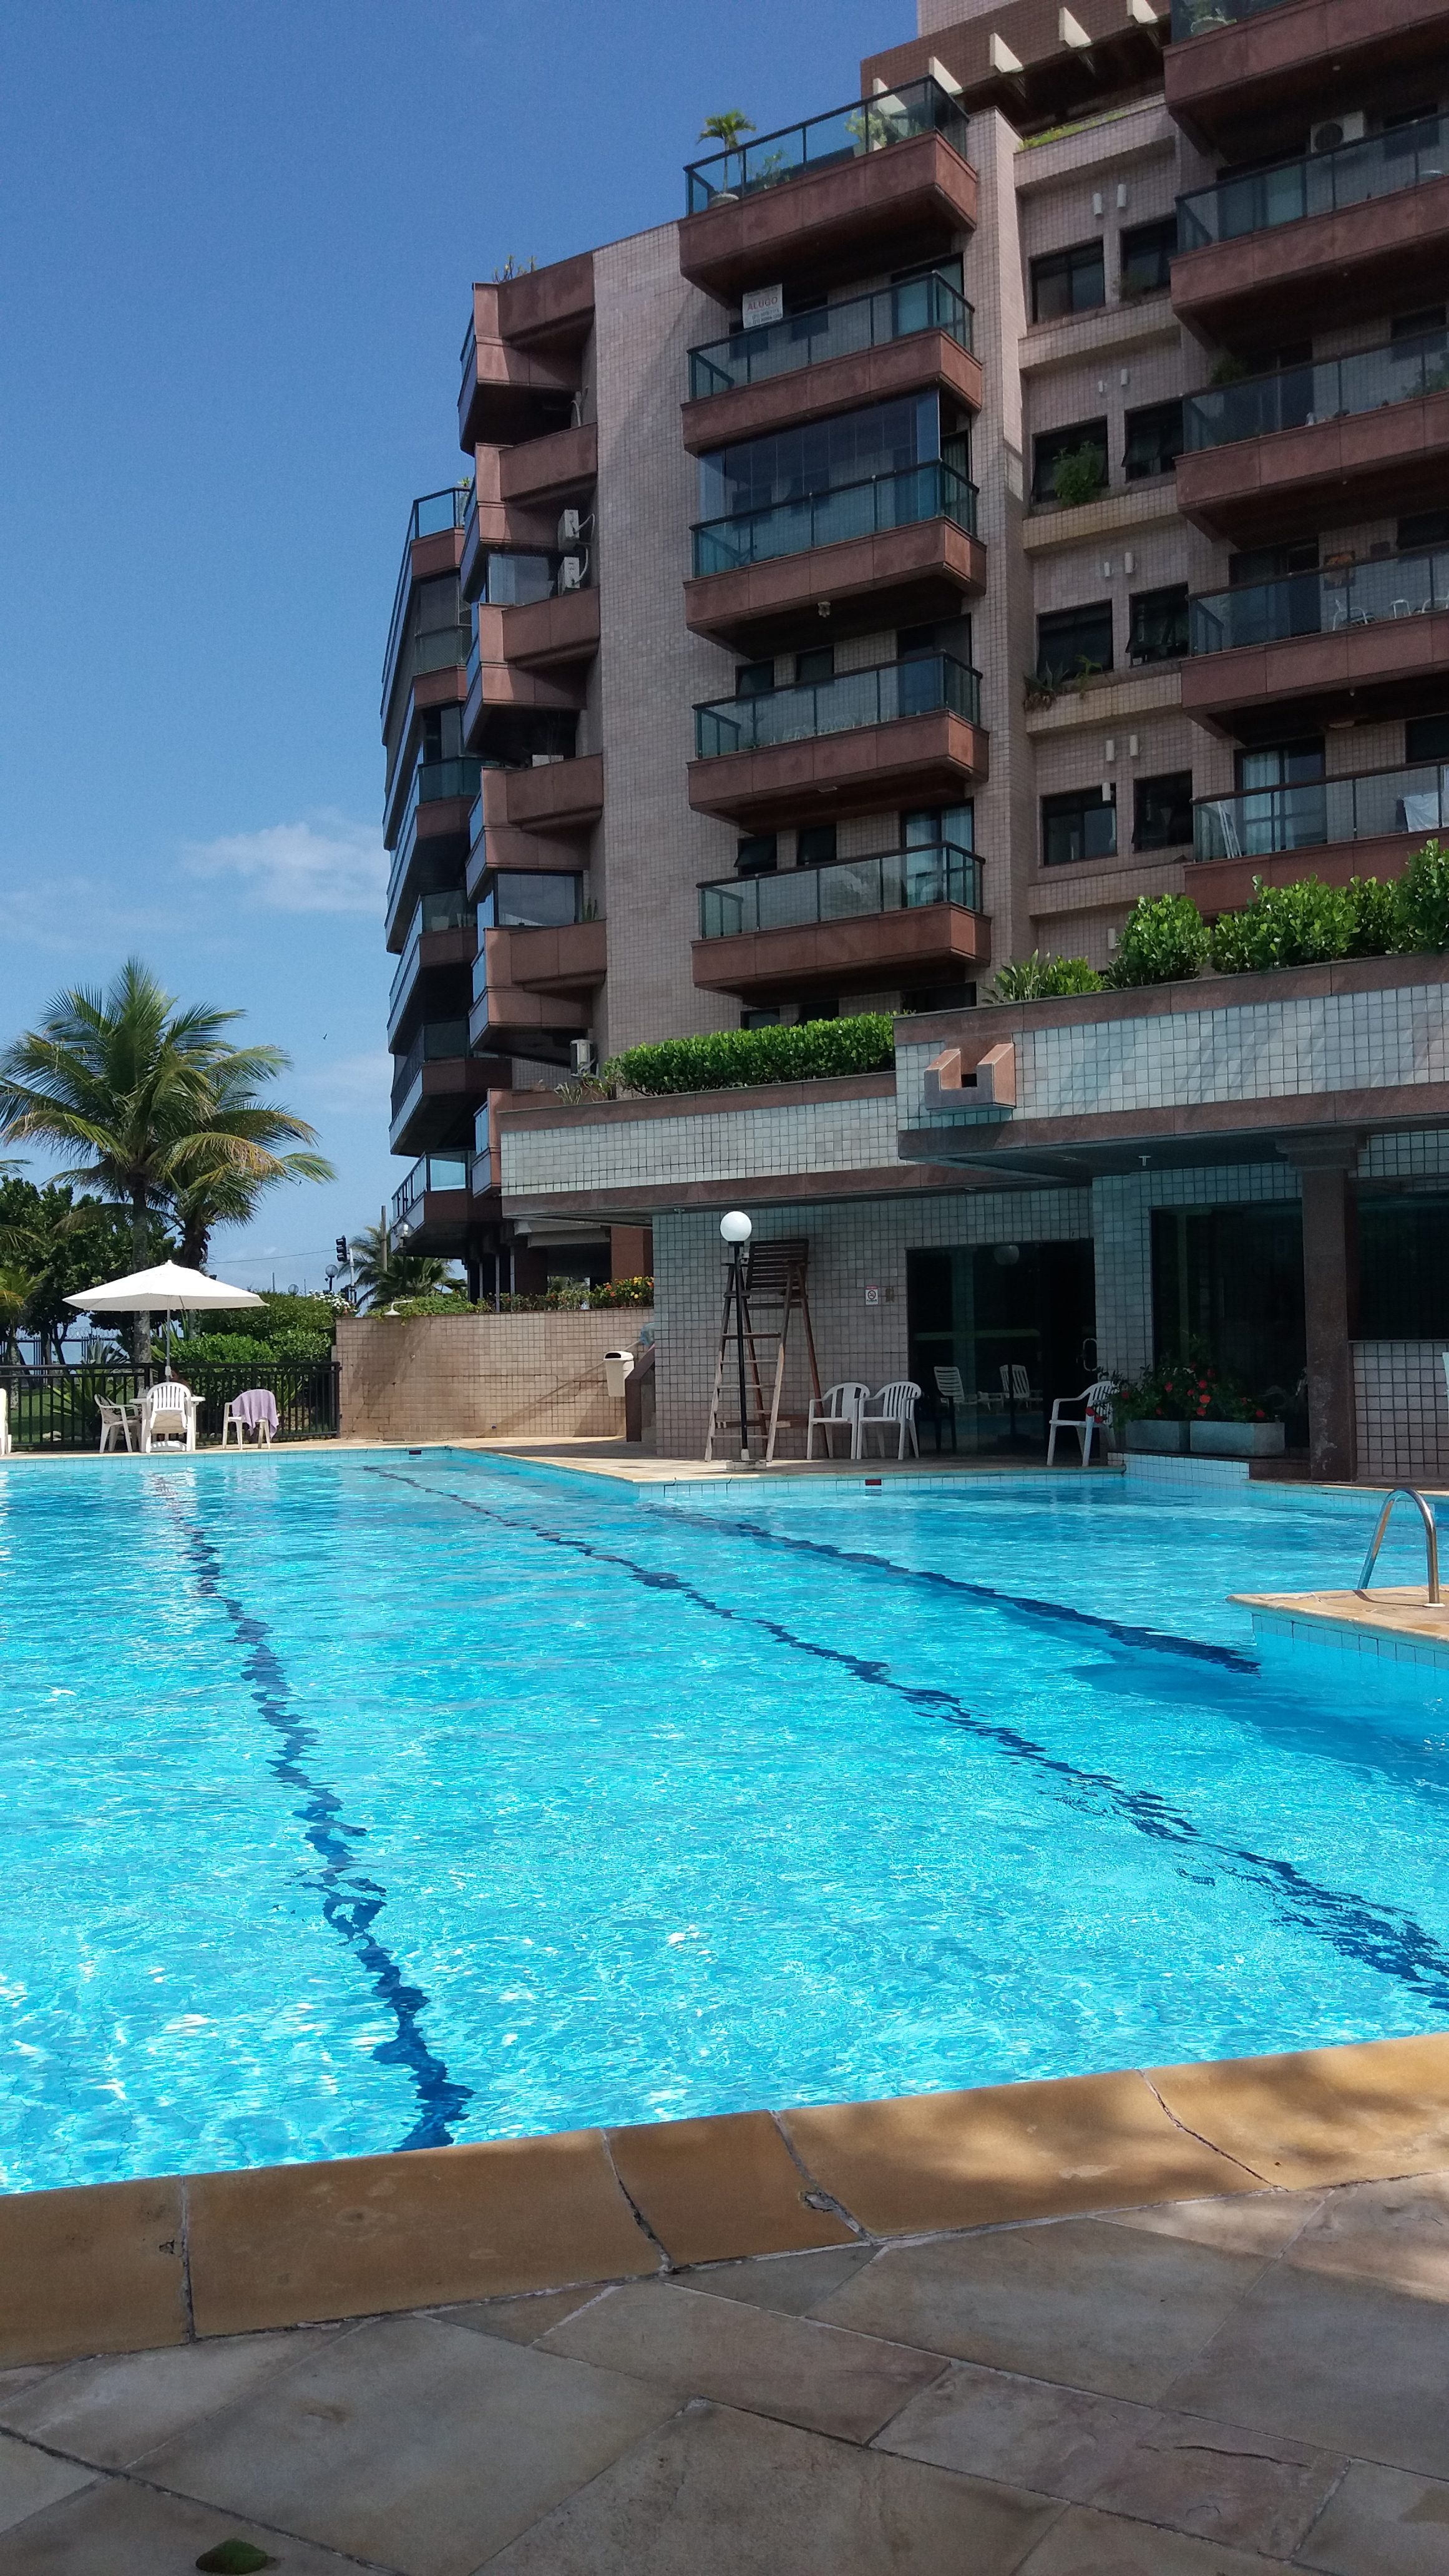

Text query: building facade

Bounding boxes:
[384,0,1449,1468]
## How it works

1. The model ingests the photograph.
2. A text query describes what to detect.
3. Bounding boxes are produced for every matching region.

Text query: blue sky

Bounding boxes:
[0,0,907,1286]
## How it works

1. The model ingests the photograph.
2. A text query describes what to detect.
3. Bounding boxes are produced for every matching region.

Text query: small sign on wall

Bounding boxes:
[741,283,784,329]
[864,1284,881,1307]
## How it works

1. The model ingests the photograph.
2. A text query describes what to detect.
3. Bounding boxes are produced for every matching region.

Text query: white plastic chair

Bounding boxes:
[139,1381,198,1454]
[859,1380,920,1460]
[1047,1376,1118,1466]
[1000,1363,1040,1404]
[96,1395,133,1455]
[0,1386,9,1457]
[223,1390,278,1447]
[934,1364,965,1451]
[805,1380,870,1460]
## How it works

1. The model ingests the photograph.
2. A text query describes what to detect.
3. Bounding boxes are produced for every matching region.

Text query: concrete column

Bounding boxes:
[1286,1141,1360,1483]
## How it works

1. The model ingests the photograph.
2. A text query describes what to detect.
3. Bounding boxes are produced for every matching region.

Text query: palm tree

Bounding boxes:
[0,960,329,1360]
[173,1063,333,1269]
[349,1218,464,1311]
[698,110,755,147]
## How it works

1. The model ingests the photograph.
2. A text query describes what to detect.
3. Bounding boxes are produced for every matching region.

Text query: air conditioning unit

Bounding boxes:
[1310,111,1365,152]
[557,553,585,592]
[570,1039,598,1075]
[558,507,583,545]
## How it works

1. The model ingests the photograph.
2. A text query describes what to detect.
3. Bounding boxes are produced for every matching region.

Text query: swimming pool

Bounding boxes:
[2,1451,1447,2193]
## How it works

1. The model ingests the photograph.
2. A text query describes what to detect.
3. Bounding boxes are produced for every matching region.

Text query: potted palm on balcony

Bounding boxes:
[698,112,756,202]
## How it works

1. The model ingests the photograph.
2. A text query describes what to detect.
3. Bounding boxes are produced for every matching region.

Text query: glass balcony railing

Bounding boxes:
[688,271,972,399]
[386,758,485,917]
[388,892,478,1020]
[1184,333,1449,451]
[692,460,978,579]
[1193,761,1449,862]
[392,1154,472,1227]
[699,840,982,937]
[695,653,980,758]
[1179,115,1448,253]
[685,77,968,215]
[390,1020,471,1119]
[1171,0,1294,35]
[382,487,473,708]
[1189,545,1449,656]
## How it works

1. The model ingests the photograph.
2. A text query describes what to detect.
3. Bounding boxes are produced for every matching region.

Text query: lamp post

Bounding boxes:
[720,1210,753,1464]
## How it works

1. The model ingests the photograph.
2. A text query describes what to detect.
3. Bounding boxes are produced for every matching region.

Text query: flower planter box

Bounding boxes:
[1124,1418,1189,1453]
[1189,1421,1286,1458]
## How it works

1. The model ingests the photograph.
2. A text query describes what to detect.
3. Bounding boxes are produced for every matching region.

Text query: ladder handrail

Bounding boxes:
[1356,1485,1442,1604]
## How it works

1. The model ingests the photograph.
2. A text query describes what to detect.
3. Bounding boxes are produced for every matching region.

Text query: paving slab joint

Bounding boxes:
[1137,2071,1271,2187]
[601,2134,674,2273]
[768,2109,874,2243]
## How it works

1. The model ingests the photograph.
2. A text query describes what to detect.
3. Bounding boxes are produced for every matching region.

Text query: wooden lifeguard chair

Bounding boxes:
[705,1235,822,1463]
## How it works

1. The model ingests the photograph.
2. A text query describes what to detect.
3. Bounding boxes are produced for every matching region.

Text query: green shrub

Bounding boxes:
[1051,444,1107,509]
[1209,875,1356,972]
[1344,873,1402,957]
[1105,894,1209,988]
[605,1014,894,1096]
[176,1292,340,1367]
[987,952,1103,1001]
[1396,839,1449,953]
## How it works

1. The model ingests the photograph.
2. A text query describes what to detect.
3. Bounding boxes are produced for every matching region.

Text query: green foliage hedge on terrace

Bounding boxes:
[603,1013,895,1096]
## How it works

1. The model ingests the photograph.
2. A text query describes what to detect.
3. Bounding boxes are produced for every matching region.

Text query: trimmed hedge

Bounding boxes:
[605,1013,895,1096]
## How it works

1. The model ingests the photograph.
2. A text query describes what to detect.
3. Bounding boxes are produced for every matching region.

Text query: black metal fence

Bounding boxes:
[0,1362,340,1452]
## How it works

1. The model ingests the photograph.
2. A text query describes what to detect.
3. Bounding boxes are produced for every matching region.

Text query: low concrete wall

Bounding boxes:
[337,1312,654,1443]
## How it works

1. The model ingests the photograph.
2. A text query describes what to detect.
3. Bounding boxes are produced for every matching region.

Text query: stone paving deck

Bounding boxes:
[6,2169,1449,2571]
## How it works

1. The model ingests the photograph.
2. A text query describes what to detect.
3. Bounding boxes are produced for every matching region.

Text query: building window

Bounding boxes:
[1123,399,1184,481]
[1134,772,1194,851]
[736,660,775,698]
[1120,216,1177,297]
[735,834,777,876]
[796,823,837,867]
[1400,510,1449,552]
[1360,1195,1449,1335]
[904,804,974,851]
[1030,240,1105,323]
[1129,583,1189,665]
[1042,786,1116,867]
[1407,713,1449,763]
[794,646,834,686]
[1031,416,1108,506]
[1036,601,1114,686]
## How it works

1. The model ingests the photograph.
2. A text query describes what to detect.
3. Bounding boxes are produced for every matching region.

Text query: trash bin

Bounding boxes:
[604,1350,635,1402]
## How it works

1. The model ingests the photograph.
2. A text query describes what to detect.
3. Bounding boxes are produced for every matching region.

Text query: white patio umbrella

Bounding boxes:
[66,1259,265,1375]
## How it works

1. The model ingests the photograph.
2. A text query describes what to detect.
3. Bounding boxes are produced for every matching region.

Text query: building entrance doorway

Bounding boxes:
[907,1240,1096,1453]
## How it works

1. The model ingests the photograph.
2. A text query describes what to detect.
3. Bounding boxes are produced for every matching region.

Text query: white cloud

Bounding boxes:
[300,1049,393,1116]
[0,876,180,952]
[183,811,386,915]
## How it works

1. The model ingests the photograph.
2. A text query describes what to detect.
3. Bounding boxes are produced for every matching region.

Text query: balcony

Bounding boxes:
[380,487,471,720]
[386,892,477,1048]
[384,755,482,939]
[471,754,605,849]
[457,255,593,447]
[692,841,988,1000]
[468,922,603,1048]
[1178,333,1449,543]
[1190,759,1449,909]
[389,1019,496,1155]
[685,462,984,653]
[1173,115,1449,342]
[1166,0,1449,157]
[390,1153,494,1255]
[683,272,979,451]
[1182,545,1449,733]
[679,81,975,301]
[689,653,987,826]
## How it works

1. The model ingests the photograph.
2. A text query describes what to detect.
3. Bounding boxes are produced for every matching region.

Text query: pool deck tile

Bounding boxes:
[1294,2459,1449,2575]
[781,2065,1261,2237]
[185,2128,655,2341]
[485,2399,1063,2574]
[1017,2504,1295,2572]
[605,2107,856,2264]
[0,2463,406,2572]
[535,2276,949,2442]
[0,2324,341,2469]
[1149,2032,1449,2190]
[0,2430,95,2539]
[812,2217,1275,2403]
[0,2175,187,2371]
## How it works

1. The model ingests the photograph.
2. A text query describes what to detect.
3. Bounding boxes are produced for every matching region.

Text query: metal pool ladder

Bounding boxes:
[1357,1486,1442,1604]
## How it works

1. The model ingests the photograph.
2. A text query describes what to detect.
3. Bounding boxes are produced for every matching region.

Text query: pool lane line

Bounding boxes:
[377,1463,1449,2024]
[160,1484,472,2152]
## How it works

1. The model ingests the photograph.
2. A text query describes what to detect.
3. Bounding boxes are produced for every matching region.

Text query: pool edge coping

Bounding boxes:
[6,2027,1449,2369]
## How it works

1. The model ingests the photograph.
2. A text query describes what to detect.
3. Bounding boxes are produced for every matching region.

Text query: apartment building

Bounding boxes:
[387,0,1449,1472]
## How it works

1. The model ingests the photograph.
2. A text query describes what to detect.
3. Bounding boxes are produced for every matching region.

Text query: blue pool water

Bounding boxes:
[2,1450,1447,2192]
